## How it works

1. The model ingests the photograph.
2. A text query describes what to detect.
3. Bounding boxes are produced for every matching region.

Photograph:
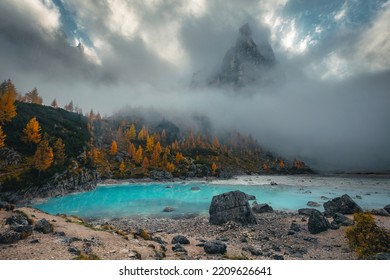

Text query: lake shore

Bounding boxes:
[2,206,385,260]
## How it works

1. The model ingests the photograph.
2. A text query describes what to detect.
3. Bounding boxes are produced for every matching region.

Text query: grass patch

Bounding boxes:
[346,212,390,259]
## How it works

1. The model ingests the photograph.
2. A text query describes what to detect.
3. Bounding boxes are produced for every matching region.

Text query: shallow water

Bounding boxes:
[33,175,390,219]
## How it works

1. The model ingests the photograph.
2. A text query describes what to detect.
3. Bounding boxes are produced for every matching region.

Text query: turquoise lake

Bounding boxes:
[33,176,390,219]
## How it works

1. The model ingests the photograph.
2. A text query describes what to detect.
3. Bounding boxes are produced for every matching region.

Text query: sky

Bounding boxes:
[0,0,389,171]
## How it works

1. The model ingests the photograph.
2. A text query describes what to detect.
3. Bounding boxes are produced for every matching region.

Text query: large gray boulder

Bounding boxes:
[252,202,273,213]
[308,209,330,234]
[323,194,362,216]
[209,190,257,225]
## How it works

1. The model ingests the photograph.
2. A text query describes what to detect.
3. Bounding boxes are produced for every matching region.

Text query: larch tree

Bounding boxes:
[175,152,184,164]
[54,138,66,165]
[211,162,217,175]
[64,101,74,112]
[33,137,54,173]
[134,145,143,164]
[0,79,17,124]
[22,117,41,144]
[166,162,175,173]
[0,126,6,149]
[142,157,149,171]
[110,140,118,156]
[146,135,154,153]
[128,143,136,159]
[213,136,220,149]
[119,161,126,174]
[25,88,43,104]
[51,98,58,108]
[126,124,136,140]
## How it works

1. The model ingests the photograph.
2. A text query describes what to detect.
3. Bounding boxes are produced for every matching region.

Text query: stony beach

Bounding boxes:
[1,203,389,260]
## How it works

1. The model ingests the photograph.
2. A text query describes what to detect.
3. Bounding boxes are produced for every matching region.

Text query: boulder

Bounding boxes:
[323,194,362,216]
[330,221,341,230]
[204,240,227,254]
[34,218,53,234]
[172,243,187,253]
[171,235,190,245]
[384,204,390,214]
[298,208,317,216]
[209,190,257,225]
[0,230,21,244]
[246,194,256,200]
[333,213,354,226]
[308,209,330,234]
[252,203,273,214]
[6,214,30,226]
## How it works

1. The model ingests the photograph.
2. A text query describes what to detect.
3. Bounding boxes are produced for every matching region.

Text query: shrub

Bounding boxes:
[346,212,390,259]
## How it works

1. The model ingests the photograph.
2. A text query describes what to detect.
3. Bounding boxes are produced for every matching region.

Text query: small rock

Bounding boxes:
[371,209,390,217]
[240,237,248,243]
[333,213,354,226]
[290,222,301,232]
[34,219,53,234]
[53,231,66,237]
[128,250,142,260]
[308,209,330,234]
[190,186,200,191]
[68,246,81,255]
[172,243,187,253]
[243,245,263,256]
[273,255,284,260]
[355,195,362,199]
[298,208,316,216]
[320,196,330,200]
[369,253,390,260]
[330,221,341,230]
[307,201,321,207]
[252,203,273,214]
[165,185,173,189]
[30,239,39,244]
[204,240,227,254]
[171,235,190,245]
[270,181,277,186]
[162,207,175,212]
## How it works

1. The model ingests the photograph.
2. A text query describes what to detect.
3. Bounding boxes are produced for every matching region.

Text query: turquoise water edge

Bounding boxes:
[33,175,390,219]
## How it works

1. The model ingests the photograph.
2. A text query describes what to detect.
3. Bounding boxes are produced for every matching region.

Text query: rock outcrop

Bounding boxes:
[1,168,98,204]
[323,194,362,216]
[209,190,257,225]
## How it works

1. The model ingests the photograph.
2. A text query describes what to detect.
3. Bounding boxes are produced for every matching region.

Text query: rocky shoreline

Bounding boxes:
[1,190,389,260]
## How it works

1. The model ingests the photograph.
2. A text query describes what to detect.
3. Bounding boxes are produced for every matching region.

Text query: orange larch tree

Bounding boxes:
[25,88,43,105]
[211,162,217,175]
[146,135,155,153]
[134,145,143,164]
[110,140,118,156]
[22,117,41,144]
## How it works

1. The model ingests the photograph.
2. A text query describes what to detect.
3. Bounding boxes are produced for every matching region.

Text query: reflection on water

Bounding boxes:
[33,175,390,219]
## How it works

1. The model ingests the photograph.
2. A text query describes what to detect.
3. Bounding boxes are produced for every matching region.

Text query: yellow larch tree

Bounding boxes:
[134,145,143,164]
[0,126,6,148]
[0,79,17,124]
[33,138,54,172]
[146,135,155,153]
[162,146,170,163]
[22,117,41,144]
[25,88,43,104]
[119,161,126,175]
[213,136,220,149]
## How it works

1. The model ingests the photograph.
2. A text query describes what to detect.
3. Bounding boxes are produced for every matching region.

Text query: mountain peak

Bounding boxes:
[239,23,252,38]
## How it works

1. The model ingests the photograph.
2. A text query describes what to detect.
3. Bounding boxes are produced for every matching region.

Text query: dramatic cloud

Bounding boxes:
[1,0,389,171]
